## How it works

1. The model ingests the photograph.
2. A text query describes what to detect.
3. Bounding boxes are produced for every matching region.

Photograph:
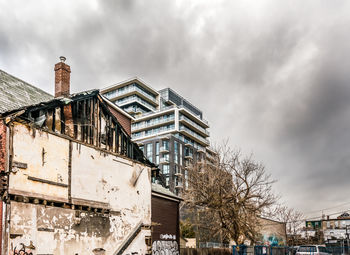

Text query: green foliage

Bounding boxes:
[180,219,196,238]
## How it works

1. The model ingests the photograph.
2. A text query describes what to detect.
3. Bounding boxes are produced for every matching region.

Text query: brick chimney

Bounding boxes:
[54,56,71,97]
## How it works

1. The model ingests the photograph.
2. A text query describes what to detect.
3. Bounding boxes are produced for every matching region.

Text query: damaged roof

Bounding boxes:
[152,183,182,201]
[0,69,53,114]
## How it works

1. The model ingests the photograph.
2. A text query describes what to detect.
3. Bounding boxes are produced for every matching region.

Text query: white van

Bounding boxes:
[296,245,331,255]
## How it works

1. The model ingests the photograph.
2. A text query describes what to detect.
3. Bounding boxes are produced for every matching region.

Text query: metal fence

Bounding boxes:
[232,245,350,255]
[232,246,295,255]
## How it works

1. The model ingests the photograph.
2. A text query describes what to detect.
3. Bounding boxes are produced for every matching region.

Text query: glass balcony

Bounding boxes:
[134,105,176,119]
[179,115,210,137]
[175,171,183,177]
[175,181,183,189]
[179,125,210,146]
[117,95,156,111]
[159,146,169,153]
[131,125,175,140]
[160,157,170,164]
[131,115,175,131]
[105,84,157,104]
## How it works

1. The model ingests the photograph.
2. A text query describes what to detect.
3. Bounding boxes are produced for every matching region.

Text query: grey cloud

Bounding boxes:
[1,0,350,214]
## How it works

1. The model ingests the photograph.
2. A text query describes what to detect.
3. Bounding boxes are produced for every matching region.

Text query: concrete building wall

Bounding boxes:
[5,122,152,255]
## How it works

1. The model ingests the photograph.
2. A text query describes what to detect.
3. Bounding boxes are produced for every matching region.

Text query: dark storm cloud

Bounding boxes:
[1,0,350,214]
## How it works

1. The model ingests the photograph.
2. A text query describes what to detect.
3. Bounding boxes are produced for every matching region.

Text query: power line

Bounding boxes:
[303,201,350,216]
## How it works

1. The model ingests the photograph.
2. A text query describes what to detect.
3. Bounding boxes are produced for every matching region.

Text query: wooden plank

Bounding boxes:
[112,124,116,152]
[71,197,111,210]
[54,107,61,133]
[93,98,98,146]
[46,109,53,131]
[12,161,27,169]
[90,98,94,144]
[27,176,68,187]
[8,188,69,203]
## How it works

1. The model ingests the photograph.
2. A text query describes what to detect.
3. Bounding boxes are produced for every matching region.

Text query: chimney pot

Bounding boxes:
[54,57,71,98]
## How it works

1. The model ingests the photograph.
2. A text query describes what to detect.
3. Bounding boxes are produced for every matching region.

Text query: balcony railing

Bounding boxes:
[175,182,183,188]
[117,96,156,111]
[131,115,175,131]
[160,158,170,164]
[179,115,209,136]
[175,171,183,177]
[132,126,175,140]
[159,146,169,153]
[185,154,193,159]
[107,85,157,104]
[179,126,210,146]
[133,105,176,119]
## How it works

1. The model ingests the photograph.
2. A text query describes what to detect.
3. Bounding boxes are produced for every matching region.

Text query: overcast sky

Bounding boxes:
[1,0,350,219]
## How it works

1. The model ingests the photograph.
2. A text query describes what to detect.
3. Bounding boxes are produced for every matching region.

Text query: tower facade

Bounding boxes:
[101,78,210,195]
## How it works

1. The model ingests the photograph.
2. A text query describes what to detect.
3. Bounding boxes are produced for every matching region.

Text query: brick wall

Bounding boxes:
[107,105,132,136]
[0,121,7,254]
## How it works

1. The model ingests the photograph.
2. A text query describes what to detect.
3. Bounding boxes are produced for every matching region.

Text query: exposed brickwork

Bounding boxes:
[0,121,7,254]
[54,62,71,98]
[63,105,74,137]
[107,105,132,136]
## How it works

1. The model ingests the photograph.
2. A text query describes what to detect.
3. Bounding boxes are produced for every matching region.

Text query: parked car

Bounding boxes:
[296,245,332,255]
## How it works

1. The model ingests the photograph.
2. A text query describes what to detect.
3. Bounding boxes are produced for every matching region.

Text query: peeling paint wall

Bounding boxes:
[71,142,152,223]
[9,123,69,202]
[9,201,151,255]
[6,122,152,255]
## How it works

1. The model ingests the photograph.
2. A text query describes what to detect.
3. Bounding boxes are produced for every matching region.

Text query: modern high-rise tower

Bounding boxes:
[101,78,211,194]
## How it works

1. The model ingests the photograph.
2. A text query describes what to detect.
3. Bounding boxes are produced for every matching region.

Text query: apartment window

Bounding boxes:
[174,164,178,174]
[180,145,183,165]
[165,176,170,187]
[163,164,170,175]
[146,143,153,162]
[163,153,169,161]
[185,170,188,188]
[155,142,159,164]
[162,140,169,150]
[174,141,179,164]
[139,145,144,153]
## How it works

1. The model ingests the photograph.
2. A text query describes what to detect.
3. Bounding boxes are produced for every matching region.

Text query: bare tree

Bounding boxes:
[183,143,277,245]
[266,205,304,245]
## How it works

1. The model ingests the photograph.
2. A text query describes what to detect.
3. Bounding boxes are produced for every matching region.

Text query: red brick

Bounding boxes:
[107,105,132,136]
[0,121,7,254]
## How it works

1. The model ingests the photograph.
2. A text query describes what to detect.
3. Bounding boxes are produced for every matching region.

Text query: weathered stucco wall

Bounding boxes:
[6,123,152,255]
[71,142,152,224]
[8,201,151,255]
[9,123,69,202]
